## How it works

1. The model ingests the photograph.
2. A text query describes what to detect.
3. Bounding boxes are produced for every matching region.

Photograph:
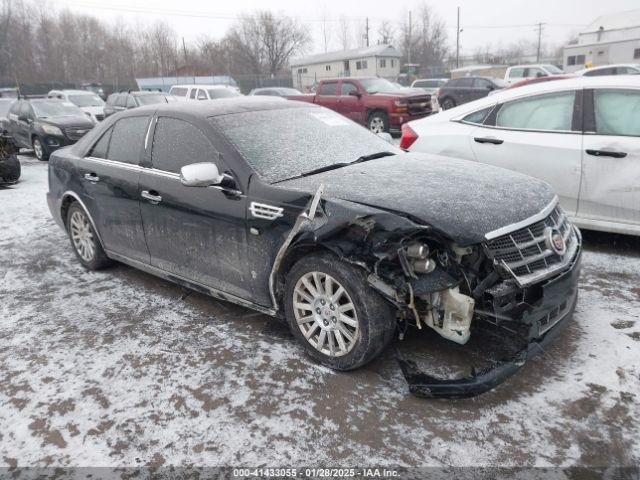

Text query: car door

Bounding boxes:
[76,115,151,262]
[579,88,640,229]
[471,78,494,102]
[138,115,251,299]
[337,81,362,123]
[7,101,25,147]
[456,77,475,105]
[16,102,35,148]
[469,89,583,215]
[317,81,340,111]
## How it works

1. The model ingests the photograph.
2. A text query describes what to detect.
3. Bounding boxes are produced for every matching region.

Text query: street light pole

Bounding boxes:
[456,7,460,68]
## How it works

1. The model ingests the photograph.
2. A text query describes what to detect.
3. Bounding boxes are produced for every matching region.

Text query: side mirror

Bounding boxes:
[348,90,361,98]
[377,132,393,143]
[180,162,225,187]
[486,85,495,91]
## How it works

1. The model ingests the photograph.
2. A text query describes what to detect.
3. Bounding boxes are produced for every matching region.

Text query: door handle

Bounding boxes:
[474,136,504,145]
[141,190,162,204]
[83,173,100,183]
[585,149,627,158]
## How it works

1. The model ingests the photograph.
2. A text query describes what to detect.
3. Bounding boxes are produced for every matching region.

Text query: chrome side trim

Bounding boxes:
[485,195,559,241]
[60,190,106,248]
[106,250,277,317]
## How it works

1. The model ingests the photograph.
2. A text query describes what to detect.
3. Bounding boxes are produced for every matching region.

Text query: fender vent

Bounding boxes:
[250,202,284,220]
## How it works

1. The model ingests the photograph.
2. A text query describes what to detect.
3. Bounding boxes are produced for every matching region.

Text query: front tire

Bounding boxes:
[284,252,396,370]
[66,202,112,270]
[367,111,389,134]
[32,137,49,161]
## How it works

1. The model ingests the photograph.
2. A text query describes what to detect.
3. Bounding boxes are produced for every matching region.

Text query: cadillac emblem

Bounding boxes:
[545,227,566,255]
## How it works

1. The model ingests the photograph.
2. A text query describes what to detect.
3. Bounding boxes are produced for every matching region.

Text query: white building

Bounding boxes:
[290,45,402,91]
[563,9,640,72]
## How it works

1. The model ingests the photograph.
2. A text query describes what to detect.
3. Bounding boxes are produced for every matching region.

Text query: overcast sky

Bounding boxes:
[52,0,639,57]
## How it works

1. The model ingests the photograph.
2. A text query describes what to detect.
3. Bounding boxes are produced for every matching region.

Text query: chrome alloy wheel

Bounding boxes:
[70,210,95,262]
[33,139,44,160]
[293,271,360,357]
[369,116,385,133]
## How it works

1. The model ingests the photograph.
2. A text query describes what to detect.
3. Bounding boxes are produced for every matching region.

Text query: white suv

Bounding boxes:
[504,64,564,84]
[47,90,105,123]
[169,84,241,101]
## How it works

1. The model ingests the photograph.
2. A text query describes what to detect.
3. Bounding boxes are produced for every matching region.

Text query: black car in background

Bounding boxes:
[46,98,581,397]
[104,91,175,117]
[7,99,94,161]
[437,77,508,110]
[0,98,15,134]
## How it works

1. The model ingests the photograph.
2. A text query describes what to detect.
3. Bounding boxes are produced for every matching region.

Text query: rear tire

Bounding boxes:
[441,97,456,110]
[32,137,49,161]
[284,252,396,370]
[66,202,112,270]
[367,110,389,134]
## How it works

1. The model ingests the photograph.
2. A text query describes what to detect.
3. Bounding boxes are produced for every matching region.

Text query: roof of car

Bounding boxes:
[430,75,640,120]
[171,84,236,89]
[123,96,314,118]
[49,89,94,95]
[575,63,640,74]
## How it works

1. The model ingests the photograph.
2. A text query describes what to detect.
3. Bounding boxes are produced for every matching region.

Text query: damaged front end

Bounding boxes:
[273,192,582,398]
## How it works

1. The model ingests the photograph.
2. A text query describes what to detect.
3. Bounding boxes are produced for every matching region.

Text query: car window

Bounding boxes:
[107,116,149,165]
[189,89,197,100]
[197,89,208,100]
[254,90,270,96]
[9,101,21,115]
[340,82,358,96]
[319,82,338,95]
[211,107,401,183]
[457,78,473,87]
[170,87,188,97]
[473,78,492,89]
[126,95,136,108]
[89,127,113,159]
[594,89,640,136]
[19,103,33,119]
[496,91,575,132]
[527,68,546,78]
[509,68,525,79]
[151,117,218,173]
[461,106,493,125]
[207,88,240,99]
[115,95,127,108]
[586,67,614,77]
[106,94,118,105]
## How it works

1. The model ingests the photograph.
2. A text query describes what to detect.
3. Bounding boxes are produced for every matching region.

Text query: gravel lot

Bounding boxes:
[1,155,639,468]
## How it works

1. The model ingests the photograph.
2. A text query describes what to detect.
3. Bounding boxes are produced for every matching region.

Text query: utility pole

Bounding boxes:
[536,23,544,62]
[365,17,370,47]
[407,11,412,63]
[456,7,460,68]
[182,37,188,74]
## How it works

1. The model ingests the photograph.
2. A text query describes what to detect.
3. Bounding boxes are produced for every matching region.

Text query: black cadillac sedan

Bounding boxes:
[47,98,582,397]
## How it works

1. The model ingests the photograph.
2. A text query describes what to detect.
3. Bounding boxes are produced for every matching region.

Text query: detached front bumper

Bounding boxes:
[399,242,582,399]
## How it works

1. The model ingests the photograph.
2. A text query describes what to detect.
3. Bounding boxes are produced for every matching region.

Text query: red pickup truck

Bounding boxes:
[287,77,437,134]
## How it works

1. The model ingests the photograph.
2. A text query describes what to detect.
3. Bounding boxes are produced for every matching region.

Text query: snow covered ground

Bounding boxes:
[1,155,639,468]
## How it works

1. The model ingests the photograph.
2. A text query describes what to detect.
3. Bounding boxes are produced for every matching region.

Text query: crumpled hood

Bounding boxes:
[277,153,556,245]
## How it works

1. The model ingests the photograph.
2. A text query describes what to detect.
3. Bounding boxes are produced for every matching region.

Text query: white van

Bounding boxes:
[169,84,241,101]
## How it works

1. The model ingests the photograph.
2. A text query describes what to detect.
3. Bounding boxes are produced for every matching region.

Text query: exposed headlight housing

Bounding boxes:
[41,124,63,136]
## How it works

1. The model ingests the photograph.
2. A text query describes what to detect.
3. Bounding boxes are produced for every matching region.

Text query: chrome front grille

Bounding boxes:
[485,204,579,286]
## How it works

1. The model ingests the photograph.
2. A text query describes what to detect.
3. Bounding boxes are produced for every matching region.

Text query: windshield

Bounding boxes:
[544,65,563,74]
[68,94,104,107]
[212,107,401,183]
[208,88,241,99]
[32,101,84,118]
[137,94,170,105]
[359,78,403,94]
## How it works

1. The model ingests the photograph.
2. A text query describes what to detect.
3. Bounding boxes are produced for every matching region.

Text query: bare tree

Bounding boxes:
[336,15,351,50]
[399,2,448,68]
[377,20,394,45]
